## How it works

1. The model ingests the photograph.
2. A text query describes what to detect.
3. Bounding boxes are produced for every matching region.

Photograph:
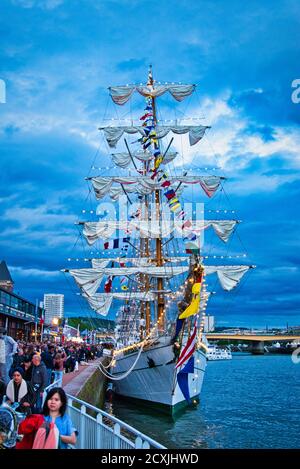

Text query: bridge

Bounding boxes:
[205,334,300,354]
[205,334,300,341]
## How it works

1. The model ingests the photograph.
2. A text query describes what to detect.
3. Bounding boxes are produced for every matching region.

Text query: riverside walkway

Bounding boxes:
[44,358,165,450]
[62,357,102,396]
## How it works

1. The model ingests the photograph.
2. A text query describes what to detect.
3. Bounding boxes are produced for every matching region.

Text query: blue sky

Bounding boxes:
[0,0,300,327]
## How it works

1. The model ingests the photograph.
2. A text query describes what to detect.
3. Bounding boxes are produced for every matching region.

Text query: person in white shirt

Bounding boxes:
[0,327,17,385]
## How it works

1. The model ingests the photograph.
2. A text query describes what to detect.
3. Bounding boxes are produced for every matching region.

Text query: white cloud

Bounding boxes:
[254,266,299,279]
[2,203,74,230]
[11,0,64,10]
[168,92,300,193]
[10,265,61,278]
[2,55,300,196]
[1,55,114,149]
[0,201,78,249]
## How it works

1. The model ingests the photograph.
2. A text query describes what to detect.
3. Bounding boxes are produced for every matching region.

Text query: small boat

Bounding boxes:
[206,344,232,360]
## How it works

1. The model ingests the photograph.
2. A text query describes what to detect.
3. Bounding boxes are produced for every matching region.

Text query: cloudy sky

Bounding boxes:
[0,0,299,327]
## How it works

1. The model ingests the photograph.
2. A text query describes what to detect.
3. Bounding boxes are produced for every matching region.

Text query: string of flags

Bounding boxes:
[104,237,130,250]
[101,205,142,291]
[99,91,202,293]
[136,95,201,254]
[103,237,130,292]
[100,94,202,294]
[104,276,113,293]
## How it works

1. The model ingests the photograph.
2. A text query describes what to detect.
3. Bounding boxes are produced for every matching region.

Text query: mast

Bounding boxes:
[63,69,257,357]
[144,193,151,335]
[147,65,165,332]
[140,175,151,338]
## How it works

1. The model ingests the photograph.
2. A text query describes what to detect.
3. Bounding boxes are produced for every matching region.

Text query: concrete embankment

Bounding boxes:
[63,357,108,409]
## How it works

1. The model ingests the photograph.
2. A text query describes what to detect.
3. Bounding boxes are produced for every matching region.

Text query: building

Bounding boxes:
[63,323,79,341]
[43,294,64,325]
[0,287,44,341]
[0,287,45,341]
[0,262,43,340]
[287,325,300,334]
[0,260,14,292]
[204,314,215,332]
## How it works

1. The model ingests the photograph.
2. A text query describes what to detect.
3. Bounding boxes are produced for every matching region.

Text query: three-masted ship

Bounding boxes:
[63,67,254,415]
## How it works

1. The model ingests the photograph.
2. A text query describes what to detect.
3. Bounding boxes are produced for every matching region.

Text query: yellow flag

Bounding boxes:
[179,282,201,319]
[192,282,201,294]
[154,156,163,168]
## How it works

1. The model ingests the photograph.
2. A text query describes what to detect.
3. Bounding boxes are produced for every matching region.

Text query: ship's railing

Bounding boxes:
[66,395,166,449]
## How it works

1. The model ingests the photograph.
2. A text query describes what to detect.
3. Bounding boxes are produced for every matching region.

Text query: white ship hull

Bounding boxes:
[111,336,207,415]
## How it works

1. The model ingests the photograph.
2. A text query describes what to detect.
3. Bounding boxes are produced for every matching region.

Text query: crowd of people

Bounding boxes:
[0,336,103,449]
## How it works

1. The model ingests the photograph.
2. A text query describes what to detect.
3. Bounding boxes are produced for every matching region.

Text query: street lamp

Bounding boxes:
[52,317,59,326]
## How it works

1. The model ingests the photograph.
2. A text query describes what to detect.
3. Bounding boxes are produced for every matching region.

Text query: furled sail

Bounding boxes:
[82,284,212,317]
[82,220,175,242]
[111,151,177,168]
[91,257,189,268]
[82,289,167,316]
[82,294,113,316]
[67,269,103,297]
[68,265,190,292]
[69,260,252,295]
[109,84,196,106]
[82,219,238,244]
[99,125,210,147]
[90,175,223,200]
[204,265,253,291]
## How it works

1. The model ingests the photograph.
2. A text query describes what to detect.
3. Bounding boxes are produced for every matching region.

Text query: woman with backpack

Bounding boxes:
[16,387,77,449]
[42,387,77,449]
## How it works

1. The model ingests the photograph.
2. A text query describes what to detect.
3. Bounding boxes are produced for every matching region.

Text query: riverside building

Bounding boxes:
[0,260,43,340]
[43,293,64,325]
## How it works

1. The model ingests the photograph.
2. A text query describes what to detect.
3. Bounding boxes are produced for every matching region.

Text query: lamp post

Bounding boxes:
[52,317,59,343]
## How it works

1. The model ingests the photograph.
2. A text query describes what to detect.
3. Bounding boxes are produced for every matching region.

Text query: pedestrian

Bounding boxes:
[24,344,35,360]
[5,367,36,414]
[53,351,65,386]
[30,354,48,412]
[11,347,25,371]
[42,387,77,449]
[41,345,54,386]
[0,327,18,385]
[65,348,76,373]
[22,356,33,382]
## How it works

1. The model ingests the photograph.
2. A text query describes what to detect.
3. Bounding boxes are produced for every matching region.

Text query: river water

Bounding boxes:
[106,354,300,448]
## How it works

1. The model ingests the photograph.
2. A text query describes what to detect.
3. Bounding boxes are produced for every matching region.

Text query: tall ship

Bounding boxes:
[63,67,254,415]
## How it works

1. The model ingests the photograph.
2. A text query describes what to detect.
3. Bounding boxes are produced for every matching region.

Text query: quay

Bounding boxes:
[43,357,165,450]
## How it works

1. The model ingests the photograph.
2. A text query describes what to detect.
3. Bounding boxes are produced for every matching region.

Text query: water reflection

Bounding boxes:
[104,355,300,449]
[104,397,210,448]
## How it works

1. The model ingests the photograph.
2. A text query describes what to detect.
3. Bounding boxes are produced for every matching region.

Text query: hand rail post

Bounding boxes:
[80,405,86,449]
[113,422,121,449]
[135,436,143,449]
[96,413,103,449]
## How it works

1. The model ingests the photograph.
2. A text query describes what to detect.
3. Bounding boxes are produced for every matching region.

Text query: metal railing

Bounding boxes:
[42,379,60,406]
[66,395,166,449]
[42,381,165,449]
